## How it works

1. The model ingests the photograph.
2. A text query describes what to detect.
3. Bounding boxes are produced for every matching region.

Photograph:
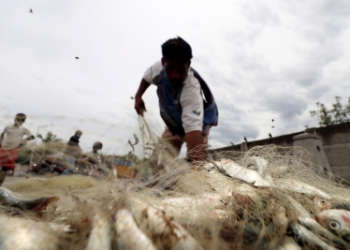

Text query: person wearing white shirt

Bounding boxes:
[0,113,34,185]
[134,37,218,171]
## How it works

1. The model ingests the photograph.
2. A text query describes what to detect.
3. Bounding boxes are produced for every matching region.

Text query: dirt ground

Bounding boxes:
[3,176,27,186]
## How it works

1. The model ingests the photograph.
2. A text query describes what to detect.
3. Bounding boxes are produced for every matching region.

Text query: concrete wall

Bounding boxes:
[310,123,350,183]
[209,122,350,182]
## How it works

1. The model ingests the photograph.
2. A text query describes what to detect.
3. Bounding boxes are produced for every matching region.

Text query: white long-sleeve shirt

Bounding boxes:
[143,60,204,134]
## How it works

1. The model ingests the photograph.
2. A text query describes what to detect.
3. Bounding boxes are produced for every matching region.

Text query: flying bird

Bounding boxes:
[75,57,79,59]
[269,133,272,138]
[29,8,33,13]
[230,142,234,146]
[244,136,248,143]
[271,126,275,128]
[272,119,274,122]
[131,96,134,99]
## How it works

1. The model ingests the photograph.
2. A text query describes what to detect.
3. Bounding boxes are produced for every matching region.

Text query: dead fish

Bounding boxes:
[290,222,337,250]
[115,209,157,250]
[269,165,290,178]
[298,217,349,249]
[128,197,204,250]
[273,178,331,200]
[273,206,289,235]
[0,215,59,250]
[316,209,350,242]
[286,195,311,219]
[49,222,75,233]
[276,237,301,250]
[217,159,273,187]
[247,156,268,175]
[153,197,234,222]
[201,161,217,172]
[159,193,231,209]
[0,187,59,215]
[231,183,261,206]
[314,196,332,213]
[86,214,111,250]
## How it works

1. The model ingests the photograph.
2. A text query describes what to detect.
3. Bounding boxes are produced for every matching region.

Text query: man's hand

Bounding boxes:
[185,130,206,162]
[27,135,35,140]
[134,79,151,116]
[134,96,147,116]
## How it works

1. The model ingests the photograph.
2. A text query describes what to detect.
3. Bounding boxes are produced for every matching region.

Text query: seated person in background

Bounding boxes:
[64,130,83,168]
[83,141,106,177]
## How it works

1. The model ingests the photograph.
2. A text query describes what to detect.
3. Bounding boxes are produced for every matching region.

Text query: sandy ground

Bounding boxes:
[3,176,27,186]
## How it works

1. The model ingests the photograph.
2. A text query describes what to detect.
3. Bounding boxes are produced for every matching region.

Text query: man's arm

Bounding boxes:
[134,79,151,116]
[185,130,206,162]
[23,128,34,140]
[0,132,5,146]
[0,127,8,146]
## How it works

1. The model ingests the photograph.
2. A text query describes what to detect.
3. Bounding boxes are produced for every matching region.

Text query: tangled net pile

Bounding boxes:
[2,145,350,250]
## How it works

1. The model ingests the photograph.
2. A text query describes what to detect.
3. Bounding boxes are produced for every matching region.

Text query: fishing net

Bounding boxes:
[2,116,350,249]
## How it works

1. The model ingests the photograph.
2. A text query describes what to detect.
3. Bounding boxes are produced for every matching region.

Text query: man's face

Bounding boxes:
[162,58,191,85]
[14,116,26,126]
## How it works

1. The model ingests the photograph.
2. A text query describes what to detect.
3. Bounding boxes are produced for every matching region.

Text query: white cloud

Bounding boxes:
[0,0,350,155]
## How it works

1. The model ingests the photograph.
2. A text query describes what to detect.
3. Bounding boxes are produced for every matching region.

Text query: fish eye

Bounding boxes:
[219,199,227,205]
[328,220,341,230]
[321,200,326,204]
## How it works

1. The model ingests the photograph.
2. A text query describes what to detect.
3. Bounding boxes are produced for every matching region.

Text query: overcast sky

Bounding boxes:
[1,0,350,156]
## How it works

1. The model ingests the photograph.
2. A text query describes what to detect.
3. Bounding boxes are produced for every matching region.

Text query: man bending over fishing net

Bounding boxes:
[134,37,218,172]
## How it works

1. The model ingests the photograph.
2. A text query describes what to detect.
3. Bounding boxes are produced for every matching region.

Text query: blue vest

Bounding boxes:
[156,69,218,136]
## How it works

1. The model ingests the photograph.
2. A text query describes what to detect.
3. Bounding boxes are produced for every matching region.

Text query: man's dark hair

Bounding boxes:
[161,37,192,63]
[15,113,26,118]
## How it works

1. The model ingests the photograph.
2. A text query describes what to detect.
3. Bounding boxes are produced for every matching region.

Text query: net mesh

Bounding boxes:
[1,117,350,249]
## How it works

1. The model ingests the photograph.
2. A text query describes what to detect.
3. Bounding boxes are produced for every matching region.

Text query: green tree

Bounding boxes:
[310,96,350,126]
[19,132,65,165]
[37,132,62,143]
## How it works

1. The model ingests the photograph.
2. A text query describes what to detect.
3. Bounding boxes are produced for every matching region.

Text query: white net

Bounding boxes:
[1,116,350,249]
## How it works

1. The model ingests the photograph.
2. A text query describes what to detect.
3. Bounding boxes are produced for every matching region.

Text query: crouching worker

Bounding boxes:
[0,113,34,185]
[64,130,83,171]
[134,37,218,173]
[84,141,106,177]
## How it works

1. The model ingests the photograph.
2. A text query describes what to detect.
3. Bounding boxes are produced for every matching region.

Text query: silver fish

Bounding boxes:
[158,193,232,209]
[0,215,59,250]
[316,209,350,242]
[115,209,157,250]
[314,196,332,213]
[276,237,301,250]
[48,222,75,233]
[286,195,311,219]
[273,206,289,235]
[0,187,59,215]
[298,217,349,249]
[128,197,204,250]
[291,222,337,250]
[153,196,234,222]
[247,156,268,175]
[86,214,111,250]
[273,178,331,200]
[217,159,273,187]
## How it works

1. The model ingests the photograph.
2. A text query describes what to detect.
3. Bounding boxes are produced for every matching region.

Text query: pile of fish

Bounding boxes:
[2,146,350,250]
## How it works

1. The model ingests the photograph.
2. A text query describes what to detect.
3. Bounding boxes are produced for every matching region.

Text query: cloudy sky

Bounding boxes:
[1,0,350,156]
